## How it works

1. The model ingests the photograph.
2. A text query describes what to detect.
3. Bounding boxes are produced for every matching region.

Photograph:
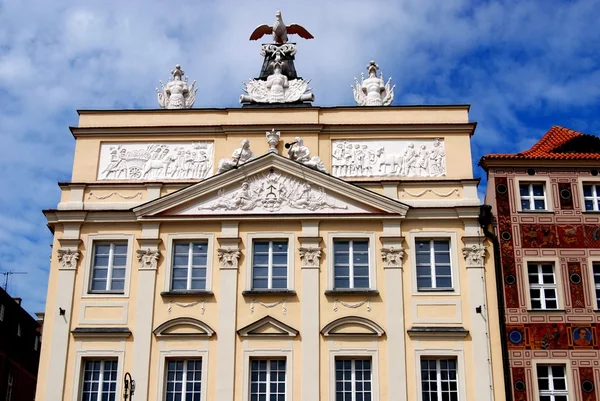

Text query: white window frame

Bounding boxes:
[249,358,287,401]
[587,258,600,310]
[420,357,460,401]
[414,348,467,401]
[582,183,600,211]
[242,349,293,401]
[164,233,215,292]
[89,242,128,293]
[327,232,377,291]
[251,240,290,290]
[245,233,295,291]
[414,238,453,291]
[328,347,379,401]
[527,262,559,310]
[82,234,134,298]
[531,359,574,401]
[156,343,209,401]
[72,346,124,401]
[409,231,460,296]
[164,359,204,401]
[334,358,374,401]
[522,256,564,310]
[80,359,119,401]
[519,182,547,211]
[514,177,553,212]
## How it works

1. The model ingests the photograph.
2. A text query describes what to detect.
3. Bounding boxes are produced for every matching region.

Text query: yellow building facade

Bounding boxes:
[38,105,506,400]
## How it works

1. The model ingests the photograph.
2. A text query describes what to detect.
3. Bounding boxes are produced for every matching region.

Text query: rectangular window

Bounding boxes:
[421,358,459,401]
[16,323,21,337]
[335,358,372,401]
[416,239,452,291]
[583,184,600,211]
[165,359,202,401]
[537,365,568,400]
[249,359,286,401]
[171,241,208,291]
[252,241,288,290]
[333,240,370,289]
[593,263,600,309]
[81,360,118,401]
[520,183,547,211]
[34,336,40,351]
[90,242,127,293]
[0,304,4,321]
[528,263,558,309]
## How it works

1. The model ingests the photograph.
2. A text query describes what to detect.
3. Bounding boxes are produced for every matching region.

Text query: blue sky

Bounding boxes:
[1,0,599,315]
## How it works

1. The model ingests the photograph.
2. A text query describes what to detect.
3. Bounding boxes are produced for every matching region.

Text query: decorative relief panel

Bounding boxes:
[331,139,445,178]
[180,168,369,215]
[97,142,214,180]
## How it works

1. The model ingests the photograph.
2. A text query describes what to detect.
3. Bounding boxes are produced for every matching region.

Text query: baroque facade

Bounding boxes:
[36,105,507,400]
[481,125,600,401]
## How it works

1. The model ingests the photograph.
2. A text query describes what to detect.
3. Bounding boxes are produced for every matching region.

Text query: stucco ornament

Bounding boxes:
[200,169,346,213]
[331,139,446,178]
[240,53,314,104]
[57,248,80,270]
[217,139,255,173]
[299,247,322,268]
[352,61,395,106]
[217,247,241,269]
[462,244,486,267]
[287,137,327,173]
[249,10,314,44]
[156,64,197,109]
[266,129,280,153]
[137,248,160,270]
[381,246,404,268]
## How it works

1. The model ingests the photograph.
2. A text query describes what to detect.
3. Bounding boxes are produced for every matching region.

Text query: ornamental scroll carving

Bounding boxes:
[381,246,404,268]
[57,248,80,270]
[137,248,160,270]
[331,139,446,178]
[462,244,486,267]
[299,247,321,268]
[98,142,214,180]
[217,247,241,269]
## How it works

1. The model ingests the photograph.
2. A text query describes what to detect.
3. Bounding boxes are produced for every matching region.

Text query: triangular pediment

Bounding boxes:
[133,153,409,218]
[238,315,299,338]
[321,316,385,337]
[153,317,215,338]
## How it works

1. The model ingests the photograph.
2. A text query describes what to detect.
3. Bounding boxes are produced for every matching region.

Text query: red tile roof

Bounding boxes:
[480,126,600,165]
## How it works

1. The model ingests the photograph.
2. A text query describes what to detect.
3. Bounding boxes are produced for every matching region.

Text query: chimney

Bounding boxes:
[13,297,22,306]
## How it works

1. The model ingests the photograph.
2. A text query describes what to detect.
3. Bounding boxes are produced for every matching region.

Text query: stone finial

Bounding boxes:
[218,247,241,269]
[462,244,486,267]
[266,129,281,153]
[137,248,160,270]
[57,248,80,270]
[157,64,197,109]
[286,136,327,173]
[381,246,404,268]
[217,139,255,173]
[299,247,322,268]
[352,60,395,106]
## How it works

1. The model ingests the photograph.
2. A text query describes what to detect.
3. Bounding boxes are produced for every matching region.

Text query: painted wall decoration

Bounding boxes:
[557,224,585,247]
[584,225,600,248]
[331,139,446,178]
[97,142,214,180]
[496,177,520,308]
[568,262,586,308]
[505,324,599,350]
[520,224,557,248]
[512,367,527,401]
[580,367,597,401]
[179,168,370,215]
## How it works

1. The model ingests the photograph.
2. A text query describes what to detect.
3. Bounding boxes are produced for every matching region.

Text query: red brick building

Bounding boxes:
[480,126,600,401]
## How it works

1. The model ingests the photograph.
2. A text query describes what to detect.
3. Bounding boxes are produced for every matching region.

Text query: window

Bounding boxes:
[528,263,558,309]
[249,359,286,401]
[90,242,127,293]
[333,240,370,289]
[593,263,600,309]
[6,371,13,401]
[335,358,372,401]
[252,241,288,290]
[416,240,452,291]
[0,304,4,321]
[81,360,118,401]
[520,183,547,211]
[165,359,202,401]
[421,358,459,401]
[583,184,600,211]
[172,241,208,291]
[537,365,568,401]
[16,323,21,337]
[34,336,40,351]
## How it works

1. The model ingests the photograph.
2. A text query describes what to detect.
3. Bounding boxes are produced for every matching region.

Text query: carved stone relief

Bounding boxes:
[57,248,80,270]
[97,142,214,180]
[137,248,160,270]
[462,244,486,267]
[381,246,404,268]
[181,169,367,215]
[331,139,446,178]
[299,247,322,268]
[217,247,241,268]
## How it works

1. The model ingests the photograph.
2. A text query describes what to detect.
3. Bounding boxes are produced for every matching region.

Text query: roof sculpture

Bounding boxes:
[156,65,197,109]
[352,60,395,106]
[249,10,314,44]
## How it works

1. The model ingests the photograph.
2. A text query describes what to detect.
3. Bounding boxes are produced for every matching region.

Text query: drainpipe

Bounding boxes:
[479,204,513,401]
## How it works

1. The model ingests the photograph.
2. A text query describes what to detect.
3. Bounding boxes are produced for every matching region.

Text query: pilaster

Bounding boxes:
[132,223,162,401]
[215,223,241,401]
[299,221,322,401]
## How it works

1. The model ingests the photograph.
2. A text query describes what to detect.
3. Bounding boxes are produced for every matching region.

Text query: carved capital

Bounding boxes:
[381,246,404,268]
[57,248,80,270]
[462,244,486,268]
[137,248,160,270]
[218,247,241,269]
[299,246,322,268]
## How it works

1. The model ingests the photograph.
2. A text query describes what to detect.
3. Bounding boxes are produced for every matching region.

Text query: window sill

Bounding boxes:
[582,211,600,214]
[87,291,125,296]
[160,290,214,297]
[417,288,455,293]
[527,309,566,313]
[518,210,553,214]
[325,289,379,295]
[242,290,296,295]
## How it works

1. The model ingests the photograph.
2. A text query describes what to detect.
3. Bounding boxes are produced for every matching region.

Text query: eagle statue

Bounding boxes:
[249,10,314,44]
